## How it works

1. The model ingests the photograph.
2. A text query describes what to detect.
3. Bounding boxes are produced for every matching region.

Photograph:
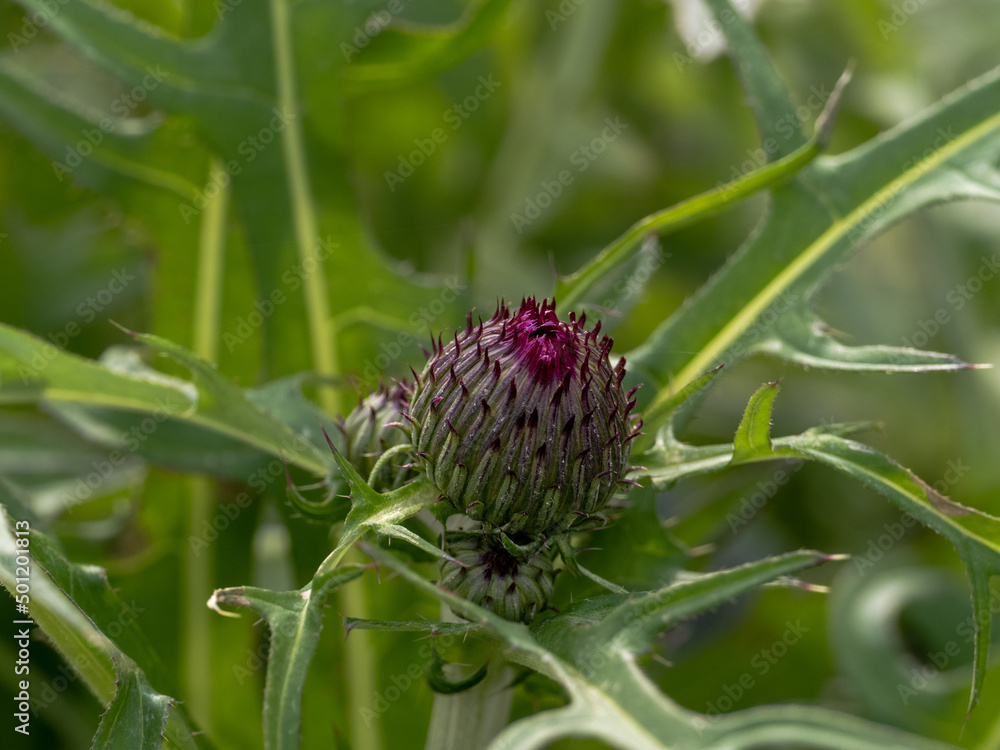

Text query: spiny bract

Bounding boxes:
[405,298,641,537]
[338,380,415,492]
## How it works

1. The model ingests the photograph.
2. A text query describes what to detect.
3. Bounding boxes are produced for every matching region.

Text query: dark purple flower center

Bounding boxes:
[502,299,580,385]
[479,543,520,580]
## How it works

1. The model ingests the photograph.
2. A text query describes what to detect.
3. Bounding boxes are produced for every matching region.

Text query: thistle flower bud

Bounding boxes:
[406,298,640,536]
[439,534,554,622]
[339,381,414,491]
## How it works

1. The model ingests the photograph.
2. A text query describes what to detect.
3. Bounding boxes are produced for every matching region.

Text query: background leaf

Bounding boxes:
[627,2,1000,399]
[0,323,331,476]
[0,505,201,749]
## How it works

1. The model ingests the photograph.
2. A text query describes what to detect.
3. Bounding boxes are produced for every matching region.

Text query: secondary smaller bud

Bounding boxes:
[339,381,414,491]
[439,533,555,623]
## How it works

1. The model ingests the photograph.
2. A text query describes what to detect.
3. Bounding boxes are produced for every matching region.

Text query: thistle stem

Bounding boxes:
[426,661,514,750]
[425,608,514,750]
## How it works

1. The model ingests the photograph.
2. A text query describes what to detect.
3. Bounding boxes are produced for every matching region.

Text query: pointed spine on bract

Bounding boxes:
[338,380,415,492]
[405,297,638,537]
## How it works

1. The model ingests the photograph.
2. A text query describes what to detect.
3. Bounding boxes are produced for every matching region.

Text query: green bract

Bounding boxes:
[405,298,641,537]
[339,381,415,491]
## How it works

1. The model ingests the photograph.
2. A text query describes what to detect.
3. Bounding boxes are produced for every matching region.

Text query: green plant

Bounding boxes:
[1,0,999,748]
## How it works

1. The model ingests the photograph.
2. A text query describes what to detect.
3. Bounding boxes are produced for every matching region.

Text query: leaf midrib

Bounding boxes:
[272,595,314,750]
[802,441,1000,557]
[12,386,329,475]
[671,107,1000,387]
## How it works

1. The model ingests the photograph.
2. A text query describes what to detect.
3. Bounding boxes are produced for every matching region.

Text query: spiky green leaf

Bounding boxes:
[627,1,996,400]
[0,323,330,476]
[365,544,951,750]
[0,505,200,750]
[209,567,363,750]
